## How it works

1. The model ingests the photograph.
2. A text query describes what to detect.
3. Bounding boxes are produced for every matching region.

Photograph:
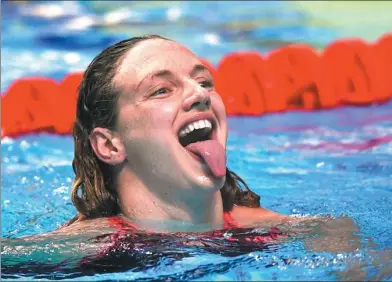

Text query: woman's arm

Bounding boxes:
[2,219,114,266]
[231,206,361,252]
[230,205,291,227]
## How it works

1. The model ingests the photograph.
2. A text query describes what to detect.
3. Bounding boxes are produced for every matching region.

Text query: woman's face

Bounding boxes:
[113,39,228,199]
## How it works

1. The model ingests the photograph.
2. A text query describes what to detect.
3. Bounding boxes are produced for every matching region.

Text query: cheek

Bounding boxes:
[159,102,176,116]
[120,105,181,174]
[215,95,227,115]
[120,102,177,140]
[212,94,228,142]
[145,102,176,132]
[212,95,227,123]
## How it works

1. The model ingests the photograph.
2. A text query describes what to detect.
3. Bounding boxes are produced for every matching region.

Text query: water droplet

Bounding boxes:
[197,175,209,184]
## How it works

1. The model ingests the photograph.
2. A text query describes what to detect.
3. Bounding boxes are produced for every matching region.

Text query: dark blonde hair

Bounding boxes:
[68,35,260,225]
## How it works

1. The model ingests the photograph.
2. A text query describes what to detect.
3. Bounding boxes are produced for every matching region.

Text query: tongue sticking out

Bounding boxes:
[185,140,226,178]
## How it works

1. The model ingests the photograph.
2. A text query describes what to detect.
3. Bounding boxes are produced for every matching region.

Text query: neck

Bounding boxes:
[116,172,224,232]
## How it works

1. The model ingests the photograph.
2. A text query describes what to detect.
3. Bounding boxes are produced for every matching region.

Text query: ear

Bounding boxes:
[89,127,127,165]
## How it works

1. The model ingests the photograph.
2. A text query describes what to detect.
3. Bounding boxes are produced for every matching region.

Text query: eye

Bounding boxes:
[199,80,214,88]
[151,87,169,97]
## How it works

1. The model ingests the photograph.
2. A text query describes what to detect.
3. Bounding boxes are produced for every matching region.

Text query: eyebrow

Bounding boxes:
[190,64,211,77]
[136,64,212,90]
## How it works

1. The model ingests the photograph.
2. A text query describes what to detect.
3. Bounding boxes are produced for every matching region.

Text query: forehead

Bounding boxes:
[114,39,201,90]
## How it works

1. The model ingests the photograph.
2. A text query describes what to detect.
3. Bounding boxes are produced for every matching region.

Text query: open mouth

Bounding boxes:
[177,118,226,178]
[178,119,214,147]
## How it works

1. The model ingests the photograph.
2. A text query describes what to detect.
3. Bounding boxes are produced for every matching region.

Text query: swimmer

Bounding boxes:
[60,34,289,234]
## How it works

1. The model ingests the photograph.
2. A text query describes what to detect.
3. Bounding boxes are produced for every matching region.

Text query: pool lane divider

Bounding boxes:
[2,33,391,138]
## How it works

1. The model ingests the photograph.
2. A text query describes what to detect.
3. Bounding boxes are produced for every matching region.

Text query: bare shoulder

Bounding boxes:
[51,217,115,236]
[230,205,291,227]
[229,206,357,231]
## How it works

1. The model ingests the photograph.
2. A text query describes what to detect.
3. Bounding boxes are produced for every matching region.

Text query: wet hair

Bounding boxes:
[68,35,260,225]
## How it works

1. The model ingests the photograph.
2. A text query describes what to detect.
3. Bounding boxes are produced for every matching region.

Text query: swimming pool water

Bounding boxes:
[2,1,392,281]
[2,100,392,280]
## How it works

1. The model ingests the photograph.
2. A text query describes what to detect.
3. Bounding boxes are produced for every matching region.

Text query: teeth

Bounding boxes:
[179,119,212,137]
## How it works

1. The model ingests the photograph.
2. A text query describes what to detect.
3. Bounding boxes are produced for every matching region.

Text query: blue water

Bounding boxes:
[2,101,392,280]
[2,1,392,281]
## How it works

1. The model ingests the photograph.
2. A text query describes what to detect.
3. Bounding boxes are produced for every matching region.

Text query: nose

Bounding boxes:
[182,82,211,112]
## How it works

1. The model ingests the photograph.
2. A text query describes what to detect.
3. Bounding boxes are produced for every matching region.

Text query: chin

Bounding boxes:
[192,173,226,192]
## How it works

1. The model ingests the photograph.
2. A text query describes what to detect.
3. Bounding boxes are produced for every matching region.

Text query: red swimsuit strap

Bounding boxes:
[223,212,241,229]
[107,216,139,230]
